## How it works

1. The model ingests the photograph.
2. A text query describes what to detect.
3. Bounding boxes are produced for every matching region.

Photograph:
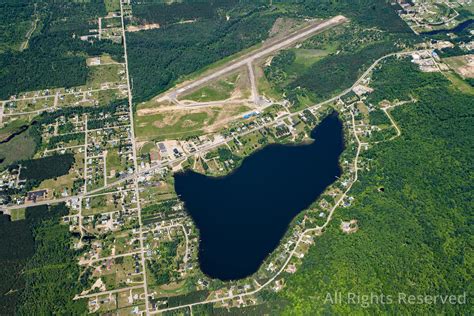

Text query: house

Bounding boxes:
[26,189,48,202]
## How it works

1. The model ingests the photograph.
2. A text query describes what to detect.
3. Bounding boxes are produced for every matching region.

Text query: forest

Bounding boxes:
[291,40,397,101]
[0,0,124,99]
[128,0,415,104]
[131,0,241,26]
[18,153,75,184]
[0,204,86,315]
[128,2,277,103]
[0,215,34,315]
[262,0,417,106]
[0,0,35,52]
[276,58,473,314]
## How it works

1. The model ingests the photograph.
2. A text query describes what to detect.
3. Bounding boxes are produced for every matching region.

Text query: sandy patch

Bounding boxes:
[181,119,198,128]
[153,114,180,128]
[127,23,160,32]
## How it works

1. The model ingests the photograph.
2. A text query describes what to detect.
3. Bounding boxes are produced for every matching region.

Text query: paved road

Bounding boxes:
[120,1,151,313]
[247,62,259,105]
[1,49,426,215]
[148,111,364,315]
[166,16,348,99]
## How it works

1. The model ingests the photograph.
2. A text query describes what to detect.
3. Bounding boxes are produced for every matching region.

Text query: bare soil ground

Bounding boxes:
[127,23,161,32]
[444,54,474,78]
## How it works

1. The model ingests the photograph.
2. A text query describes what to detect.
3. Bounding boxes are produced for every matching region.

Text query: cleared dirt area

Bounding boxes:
[444,54,474,78]
[127,23,161,32]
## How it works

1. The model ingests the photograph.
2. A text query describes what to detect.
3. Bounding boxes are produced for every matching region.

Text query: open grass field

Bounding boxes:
[255,65,284,101]
[135,105,250,141]
[106,148,127,178]
[0,118,28,141]
[86,64,125,88]
[82,195,120,216]
[104,0,121,13]
[10,208,26,221]
[0,129,37,170]
[286,48,331,74]
[180,73,241,102]
[443,71,474,95]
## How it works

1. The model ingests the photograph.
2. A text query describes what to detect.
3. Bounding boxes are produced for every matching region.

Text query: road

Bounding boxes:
[165,15,348,99]
[119,1,151,314]
[247,62,259,105]
[74,285,144,300]
[0,39,427,313]
[20,3,39,51]
[2,85,127,117]
[0,49,427,215]
[147,50,427,314]
[149,111,364,315]
[79,250,142,266]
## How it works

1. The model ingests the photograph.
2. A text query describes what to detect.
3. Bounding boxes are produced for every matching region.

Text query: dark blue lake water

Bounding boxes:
[174,112,344,280]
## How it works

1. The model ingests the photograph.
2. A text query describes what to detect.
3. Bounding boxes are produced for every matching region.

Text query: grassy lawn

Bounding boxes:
[83,194,120,216]
[135,104,249,141]
[10,208,26,221]
[106,148,126,177]
[153,280,188,296]
[443,71,474,95]
[98,88,125,105]
[286,48,330,74]
[139,141,156,156]
[104,0,121,12]
[87,64,124,88]
[0,129,37,170]
[181,74,239,102]
[136,112,211,141]
[38,172,76,198]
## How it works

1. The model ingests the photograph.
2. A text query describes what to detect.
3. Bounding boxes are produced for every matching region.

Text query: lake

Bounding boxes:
[174,112,345,280]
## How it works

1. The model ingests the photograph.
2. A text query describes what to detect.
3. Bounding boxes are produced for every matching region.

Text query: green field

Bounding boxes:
[10,208,26,221]
[86,64,124,88]
[181,74,239,102]
[0,118,28,141]
[104,0,120,13]
[136,111,212,141]
[286,48,331,74]
[0,129,37,170]
[135,105,249,141]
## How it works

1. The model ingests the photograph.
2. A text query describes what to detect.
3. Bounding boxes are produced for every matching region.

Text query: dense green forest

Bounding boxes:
[0,215,34,315]
[18,153,75,183]
[128,0,415,103]
[291,41,397,101]
[131,0,241,26]
[0,0,124,99]
[0,204,86,315]
[262,0,417,106]
[128,2,277,103]
[277,58,473,314]
[0,0,35,52]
